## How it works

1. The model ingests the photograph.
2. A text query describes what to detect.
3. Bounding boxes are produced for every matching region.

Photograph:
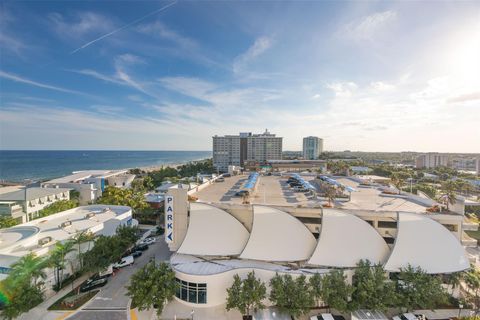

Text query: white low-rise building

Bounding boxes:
[0,205,135,286]
[42,170,135,205]
[0,187,71,223]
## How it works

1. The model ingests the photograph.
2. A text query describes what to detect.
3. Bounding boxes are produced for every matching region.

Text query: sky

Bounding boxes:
[0,1,479,152]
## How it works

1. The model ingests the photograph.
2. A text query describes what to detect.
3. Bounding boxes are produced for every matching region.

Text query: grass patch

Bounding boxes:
[48,289,98,311]
[466,230,480,241]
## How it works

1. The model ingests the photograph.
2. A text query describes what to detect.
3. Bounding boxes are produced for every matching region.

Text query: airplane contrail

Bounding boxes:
[70,1,177,54]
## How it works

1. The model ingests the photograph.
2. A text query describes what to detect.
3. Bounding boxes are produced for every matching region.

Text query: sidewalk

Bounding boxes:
[19,273,91,320]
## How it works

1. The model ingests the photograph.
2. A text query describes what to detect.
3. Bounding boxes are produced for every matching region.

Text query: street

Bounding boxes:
[69,237,172,320]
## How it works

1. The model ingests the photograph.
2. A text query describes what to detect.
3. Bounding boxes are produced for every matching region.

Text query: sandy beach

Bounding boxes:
[135,158,210,173]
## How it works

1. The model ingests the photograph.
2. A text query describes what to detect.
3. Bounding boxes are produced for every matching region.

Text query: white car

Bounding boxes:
[113,255,134,269]
[140,237,156,245]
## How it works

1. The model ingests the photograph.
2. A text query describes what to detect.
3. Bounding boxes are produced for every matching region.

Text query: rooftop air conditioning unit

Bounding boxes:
[38,236,53,246]
[60,221,72,228]
[85,212,95,219]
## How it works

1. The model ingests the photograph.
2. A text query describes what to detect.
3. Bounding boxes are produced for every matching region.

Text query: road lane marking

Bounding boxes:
[55,311,73,320]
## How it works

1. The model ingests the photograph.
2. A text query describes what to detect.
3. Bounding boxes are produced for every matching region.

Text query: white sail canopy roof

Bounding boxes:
[308,209,390,267]
[177,202,249,256]
[240,206,317,262]
[384,212,469,274]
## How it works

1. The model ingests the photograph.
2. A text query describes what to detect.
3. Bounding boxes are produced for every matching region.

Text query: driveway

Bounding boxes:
[68,237,172,320]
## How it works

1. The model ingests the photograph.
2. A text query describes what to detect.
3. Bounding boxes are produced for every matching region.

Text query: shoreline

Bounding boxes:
[0,157,212,185]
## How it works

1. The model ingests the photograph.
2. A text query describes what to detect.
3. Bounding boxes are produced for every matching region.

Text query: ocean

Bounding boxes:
[0,150,212,182]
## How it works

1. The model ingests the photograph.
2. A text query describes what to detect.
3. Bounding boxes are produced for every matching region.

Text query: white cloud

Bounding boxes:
[0,70,86,95]
[48,11,115,40]
[340,10,397,41]
[233,36,273,74]
[136,20,197,49]
[370,81,395,91]
[326,81,358,97]
[68,54,151,96]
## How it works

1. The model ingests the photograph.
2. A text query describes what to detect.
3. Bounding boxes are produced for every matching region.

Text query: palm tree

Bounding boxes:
[391,172,406,194]
[439,180,457,211]
[71,231,95,270]
[48,241,75,290]
[8,253,47,289]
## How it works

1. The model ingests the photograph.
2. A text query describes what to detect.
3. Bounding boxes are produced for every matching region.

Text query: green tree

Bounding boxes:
[7,253,47,288]
[309,273,324,307]
[83,235,124,274]
[351,260,396,311]
[148,167,180,187]
[0,216,18,229]
[97,186,148,215]
[1,253,47,319]
[131,179,146,193]
[226,271,267,318]
[48,240,75,290]
[464,266,480,314]
[395,265,447,311]
[115,225,139,250]
[269,274,314,320]
[324,185,337,207]
[321,270,353,313]
[1,280,43,320]
[143,176,155,191]
[126,262,177,317]
[71,230,95,270]
[69,190,81,202]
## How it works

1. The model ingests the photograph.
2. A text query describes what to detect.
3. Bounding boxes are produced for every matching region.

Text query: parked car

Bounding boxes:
[80,277,108,292]
[235,190,249,197]
[140,237,156,245]
[311,314,345,320]
[222,173,231,177]
[133,243,149,251]
[98,265,113,278]
[215,177,225,182]
[113,255,134,269]
[131,250,142,258]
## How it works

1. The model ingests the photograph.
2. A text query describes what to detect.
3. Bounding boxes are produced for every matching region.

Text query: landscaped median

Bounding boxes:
[48,289,99,311]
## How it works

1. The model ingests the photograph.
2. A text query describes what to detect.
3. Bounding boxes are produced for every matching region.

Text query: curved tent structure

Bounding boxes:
[240,206,317,261]
[177,202,250,256]
[308,209,390,267]
[384,212,469,274]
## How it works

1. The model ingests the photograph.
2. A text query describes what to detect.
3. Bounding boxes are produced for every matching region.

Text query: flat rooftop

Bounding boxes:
[334,178,430,213]
[45,169,128,184]
[0,205,131,266]
[0,187,71,201]
[193,174,432,213]
[193,174,319,206]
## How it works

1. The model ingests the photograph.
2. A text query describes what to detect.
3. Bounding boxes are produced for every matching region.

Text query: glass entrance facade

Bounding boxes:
[175,278,207,304]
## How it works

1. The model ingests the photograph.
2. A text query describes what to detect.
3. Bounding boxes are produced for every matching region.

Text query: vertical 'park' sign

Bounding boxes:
[165,195,174,243]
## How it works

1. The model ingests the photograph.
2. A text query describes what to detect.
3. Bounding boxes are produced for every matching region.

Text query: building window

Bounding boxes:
[378,221,397,228]
[175,278,207,304]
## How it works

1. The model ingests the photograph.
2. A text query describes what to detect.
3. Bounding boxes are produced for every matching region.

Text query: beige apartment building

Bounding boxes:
[213,130,282,172]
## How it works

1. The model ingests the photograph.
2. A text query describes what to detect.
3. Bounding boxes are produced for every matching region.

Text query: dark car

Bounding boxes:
[235,190,249,197]
[133,243,149,251]
[131,250,142,258]
[80,277,107,292]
